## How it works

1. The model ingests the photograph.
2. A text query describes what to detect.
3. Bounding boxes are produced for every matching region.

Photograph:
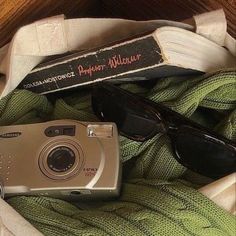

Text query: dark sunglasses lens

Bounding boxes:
[92,85,162,141]
[174,127,236,179]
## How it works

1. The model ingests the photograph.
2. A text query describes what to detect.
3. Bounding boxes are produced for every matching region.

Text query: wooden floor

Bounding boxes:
[0,0,235,47]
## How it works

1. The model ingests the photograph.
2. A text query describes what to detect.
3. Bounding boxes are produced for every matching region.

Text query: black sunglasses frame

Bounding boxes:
[91,82,236,179]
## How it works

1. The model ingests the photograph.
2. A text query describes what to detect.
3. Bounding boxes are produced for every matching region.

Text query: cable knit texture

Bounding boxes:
[1,69,235,235]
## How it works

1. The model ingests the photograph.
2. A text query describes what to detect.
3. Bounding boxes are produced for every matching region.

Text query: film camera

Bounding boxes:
[0,120,121,200]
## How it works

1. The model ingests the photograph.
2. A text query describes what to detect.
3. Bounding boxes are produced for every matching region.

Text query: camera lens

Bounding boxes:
[47,146,76,172]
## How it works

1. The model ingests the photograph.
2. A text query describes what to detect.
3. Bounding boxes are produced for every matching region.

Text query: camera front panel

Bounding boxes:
[0,120,121,199]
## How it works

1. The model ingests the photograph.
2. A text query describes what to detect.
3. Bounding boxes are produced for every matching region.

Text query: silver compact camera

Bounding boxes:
[0,120,121,200]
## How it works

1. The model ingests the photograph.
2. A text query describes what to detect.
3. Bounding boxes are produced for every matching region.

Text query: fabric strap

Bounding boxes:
[193,9,236,56]
[0,197,42,236]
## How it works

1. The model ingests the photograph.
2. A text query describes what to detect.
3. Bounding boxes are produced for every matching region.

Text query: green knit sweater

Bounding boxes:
[1,69,235,235]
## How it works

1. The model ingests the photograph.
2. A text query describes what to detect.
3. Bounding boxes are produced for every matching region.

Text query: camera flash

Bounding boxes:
[87,125,113,138]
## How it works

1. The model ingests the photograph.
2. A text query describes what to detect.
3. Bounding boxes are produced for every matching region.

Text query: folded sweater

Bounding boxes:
[0,69,235,235]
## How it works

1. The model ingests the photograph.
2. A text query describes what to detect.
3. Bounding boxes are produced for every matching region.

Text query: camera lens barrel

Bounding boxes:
[38,139,84,180]
[47,146,76,173]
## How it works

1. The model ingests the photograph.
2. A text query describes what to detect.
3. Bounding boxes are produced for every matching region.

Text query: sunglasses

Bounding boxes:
[91,82,236,179]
